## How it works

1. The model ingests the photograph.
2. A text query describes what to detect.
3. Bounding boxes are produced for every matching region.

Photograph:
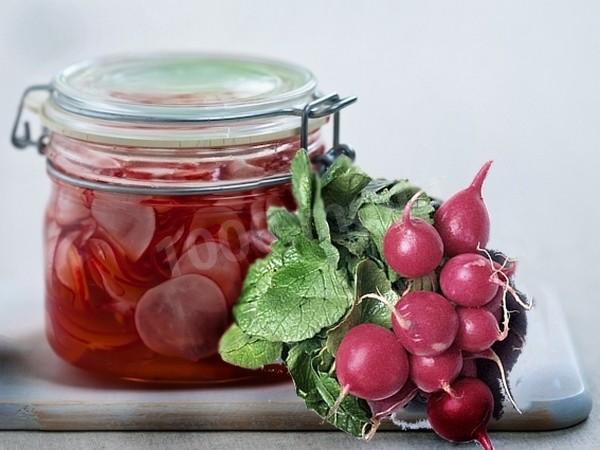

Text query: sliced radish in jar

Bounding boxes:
[91,198,155,261]
[183,206,242,251]
[87,238,127,278]
[45,220,61,282]
[172,242,242,306]
[54,188,91,226]
[223,159,266,179]
[248,229,275,256]
[134,274,229,361]
[54,232,88,303]
[87,238,146,312]
[216,217,251,261]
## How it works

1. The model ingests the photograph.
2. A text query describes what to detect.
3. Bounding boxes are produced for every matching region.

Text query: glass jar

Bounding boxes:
[12,54,355,384]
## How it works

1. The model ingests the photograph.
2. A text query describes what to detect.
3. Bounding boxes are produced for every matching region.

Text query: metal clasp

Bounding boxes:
[297,93,357,170]
[10,84,52,153]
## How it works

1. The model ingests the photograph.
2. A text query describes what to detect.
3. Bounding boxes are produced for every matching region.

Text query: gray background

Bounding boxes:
[0,0,598,448]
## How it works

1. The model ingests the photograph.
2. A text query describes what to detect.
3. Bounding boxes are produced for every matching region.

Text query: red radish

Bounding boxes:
[335,324,409,401]
[91,198,155,261]
[434,161,492,256]
[383,190,444,278]
[410,346,463,393]
[427,377,495,449]
[440,253,500,307]
[172,241,242,306]
[456,307,503,352]
[391,291,459,356]
[366,381,418,440]
[484,290,503,322]
[440,252,532,332]
[460,358,478,377]
[367,380,418,421]
[134,274,229,361]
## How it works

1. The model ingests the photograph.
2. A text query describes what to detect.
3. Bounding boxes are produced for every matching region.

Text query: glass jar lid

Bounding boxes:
[39,54,325,148]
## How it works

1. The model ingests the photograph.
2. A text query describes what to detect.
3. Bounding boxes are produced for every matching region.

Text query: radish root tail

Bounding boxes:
[470,349,523,414]
[475,430,495,450]
[497,285,511,342]
[362,419,380,441]
[492,271,533,311]
[326,385,350,422]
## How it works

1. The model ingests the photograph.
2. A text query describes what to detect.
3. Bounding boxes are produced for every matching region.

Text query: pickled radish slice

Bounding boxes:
[45,220,61,282]
[135,274,229,361]
[55,188,90,226]
[91,199,155,261]
[51,307,139,349]
[249,229,275,255]
[54,232,88,303]
[90,260,145,311]
[250,197,268,231]
[223,159,266,179]
[216,217,251,260]
[183,207,240,251]
[87,238,126,277]
[172,242,242,306]
[87,238,146,312]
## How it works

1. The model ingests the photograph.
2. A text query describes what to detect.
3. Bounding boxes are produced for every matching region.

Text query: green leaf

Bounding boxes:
[326,259,395,356]
[353,178,412,207]
[234,236,353,342]
[267,207,302,243]
[331,229,372,257]
[237,241,287,306]
[313,374,372,437]
[321,155,371,207]
[286,339,322,393]
[355,259,395,329]
[291,150,314,237]
[286,340,372,438]
[312,175,339,265]
[347,179,434,225]
[219,324,282,369]
[346,179,409,220]
[337,246,361,280]
[357,204,402,256]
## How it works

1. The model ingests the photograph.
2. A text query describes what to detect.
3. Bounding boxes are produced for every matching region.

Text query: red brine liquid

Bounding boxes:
[44,177,294,383]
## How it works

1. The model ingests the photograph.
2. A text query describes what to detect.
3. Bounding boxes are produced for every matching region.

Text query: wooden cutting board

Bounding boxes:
[0,282,591,431]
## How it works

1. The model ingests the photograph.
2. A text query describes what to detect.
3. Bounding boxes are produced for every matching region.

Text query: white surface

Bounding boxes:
[0,0,598,446]
[0,282,590,431]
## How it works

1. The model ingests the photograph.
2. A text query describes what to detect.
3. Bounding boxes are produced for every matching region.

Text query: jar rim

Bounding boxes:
[52,53,318,122]
[37,53,324,148]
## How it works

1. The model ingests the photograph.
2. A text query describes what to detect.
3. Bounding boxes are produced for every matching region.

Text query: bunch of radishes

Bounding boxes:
[334,162,531,449]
